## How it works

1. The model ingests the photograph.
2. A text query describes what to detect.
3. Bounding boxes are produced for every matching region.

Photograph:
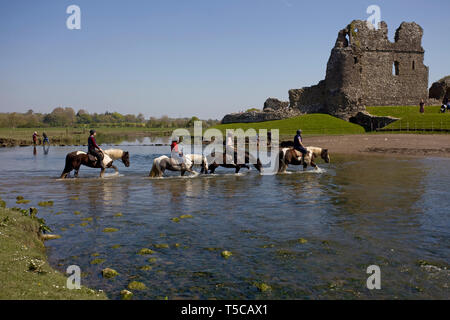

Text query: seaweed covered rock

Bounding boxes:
[102,268,119,278]
[120,289,133,300]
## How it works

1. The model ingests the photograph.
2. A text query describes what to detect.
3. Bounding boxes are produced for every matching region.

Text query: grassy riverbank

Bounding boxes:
[0,206,107,300]
[367,105,450,131]
[212,114,366,139]
[0,127,174,147]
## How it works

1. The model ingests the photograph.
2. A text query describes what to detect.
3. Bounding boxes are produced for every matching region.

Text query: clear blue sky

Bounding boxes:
[1,0,449,119]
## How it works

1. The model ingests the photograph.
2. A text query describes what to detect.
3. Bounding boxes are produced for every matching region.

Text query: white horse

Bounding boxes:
[149,154,208,178]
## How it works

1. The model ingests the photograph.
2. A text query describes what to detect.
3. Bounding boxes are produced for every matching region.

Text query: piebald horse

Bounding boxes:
[60,149,130,179]
[149,154,208,177]
[278,147,330,173]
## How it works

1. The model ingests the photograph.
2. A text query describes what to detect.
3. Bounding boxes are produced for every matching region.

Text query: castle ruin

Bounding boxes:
[222,20,430,129]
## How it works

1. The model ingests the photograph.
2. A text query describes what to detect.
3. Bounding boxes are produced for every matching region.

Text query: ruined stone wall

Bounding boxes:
[291,20,429,120]
[350,21,429,106]
[221,20,430,125]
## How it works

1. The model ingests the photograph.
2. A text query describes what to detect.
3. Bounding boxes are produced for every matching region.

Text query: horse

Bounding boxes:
[60,149,130,179]
[278,147,330,173]
[184,154,209,174]
[207,150,263,174]
[149,154,208,177]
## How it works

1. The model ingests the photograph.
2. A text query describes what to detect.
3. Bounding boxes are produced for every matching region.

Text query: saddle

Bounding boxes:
[88,153,104,166]
[291,148,302,161]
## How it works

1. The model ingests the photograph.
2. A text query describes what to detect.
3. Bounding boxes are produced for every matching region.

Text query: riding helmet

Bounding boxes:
[297,129,302,134]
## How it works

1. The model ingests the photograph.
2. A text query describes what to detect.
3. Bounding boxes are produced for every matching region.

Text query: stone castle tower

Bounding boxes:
[222,20,429,126]
[290,20,429,120]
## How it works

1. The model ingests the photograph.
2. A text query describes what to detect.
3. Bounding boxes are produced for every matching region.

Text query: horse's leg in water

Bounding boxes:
[73,164,81,178]
[235,165,241,174]
[100,168,105,178]
[111,165,119,175]
[60,171,70,179]
[209,163,218,174]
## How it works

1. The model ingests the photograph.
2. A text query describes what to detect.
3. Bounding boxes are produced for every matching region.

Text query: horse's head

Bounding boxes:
[122,151,130,167]
[321,149,330,163]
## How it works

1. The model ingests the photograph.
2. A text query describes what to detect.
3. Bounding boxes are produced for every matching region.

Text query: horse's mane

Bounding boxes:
[104,149,124,160]
[306,147,323,157]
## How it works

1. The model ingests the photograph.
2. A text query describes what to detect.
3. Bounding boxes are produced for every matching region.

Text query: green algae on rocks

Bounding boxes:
[154,244,169,249]
[138,248,155,255]
[38,201,54,207]
[128,281,147,291]
[120,289,133,300]
[254,282,272,292]
[221,250,232,259]
[90,258,106,265]
[139,265,153,271]
[102,268,119,278]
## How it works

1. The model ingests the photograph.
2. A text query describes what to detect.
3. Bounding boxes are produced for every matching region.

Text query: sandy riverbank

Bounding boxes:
[303,134,450,158]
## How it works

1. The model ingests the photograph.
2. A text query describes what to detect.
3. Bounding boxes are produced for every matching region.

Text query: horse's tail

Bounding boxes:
[60,153,74,178]
[149,157,161,177]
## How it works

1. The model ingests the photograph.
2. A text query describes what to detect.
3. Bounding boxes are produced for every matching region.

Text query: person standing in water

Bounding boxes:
[88,130,105,169]
[42,132,49,145]
[32,132,38,145]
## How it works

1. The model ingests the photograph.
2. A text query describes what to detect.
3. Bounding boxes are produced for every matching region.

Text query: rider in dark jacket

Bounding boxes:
[88,130,105,169]
[293,129,307,161]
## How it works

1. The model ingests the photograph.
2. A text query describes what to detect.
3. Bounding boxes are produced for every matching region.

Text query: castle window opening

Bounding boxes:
[393,61,400,76]
[412,60,415,70]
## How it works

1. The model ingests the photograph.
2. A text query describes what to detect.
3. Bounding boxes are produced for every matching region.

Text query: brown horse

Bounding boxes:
[207,151,263,174]
[278,147,330,173]
[60,149,130,179]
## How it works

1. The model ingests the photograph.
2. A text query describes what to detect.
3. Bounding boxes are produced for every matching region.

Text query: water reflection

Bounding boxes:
[0,146,448,299]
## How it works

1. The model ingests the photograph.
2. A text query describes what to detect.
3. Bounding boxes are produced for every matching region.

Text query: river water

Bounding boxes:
[0,141,448,299]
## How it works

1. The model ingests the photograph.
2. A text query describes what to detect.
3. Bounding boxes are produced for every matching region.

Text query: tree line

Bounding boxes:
[0,108,218,128]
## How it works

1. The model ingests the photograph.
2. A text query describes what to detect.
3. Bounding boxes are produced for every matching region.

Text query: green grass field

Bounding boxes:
[366,105,450,131]
[212,114,365,138]
[0,126,173,146]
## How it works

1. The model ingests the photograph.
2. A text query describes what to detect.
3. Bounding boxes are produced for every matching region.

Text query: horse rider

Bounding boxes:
[42,132,49,145]
[225,131,235,164]
[32,131,38,145]
[88,129,105,169]
[293,129,307,162]
[170,137,186,170]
